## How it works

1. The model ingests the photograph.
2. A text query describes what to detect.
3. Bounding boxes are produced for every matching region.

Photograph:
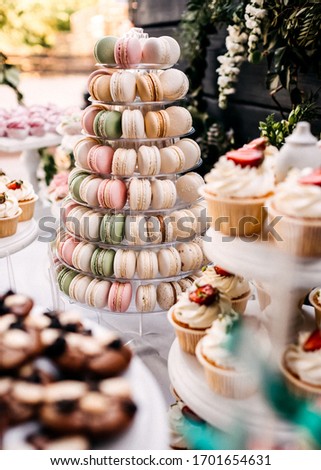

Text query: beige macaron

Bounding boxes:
[151,179,177,209]
[160,145,185,173]
[128,178,152,211]
[136,250,158,279]
[176,172,204,203]
[177,242,204,272]
[113,249,136,279]
[157,247,181,277]
[112,148,137,176]
[135,284,157,312]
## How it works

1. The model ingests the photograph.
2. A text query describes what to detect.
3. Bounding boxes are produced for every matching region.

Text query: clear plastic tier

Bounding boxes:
[81,128,195,143]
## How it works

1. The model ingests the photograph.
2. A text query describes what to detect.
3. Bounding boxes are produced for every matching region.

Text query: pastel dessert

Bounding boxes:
[157,247,181,277]
[114,36,142,67]
[128,178,152,211]
[94,36,118,64]
[177,242,203,272]
[151,179,176,209]
[281,329,321,399]
[113,249,136,279]
[0,192,22,237]
[87,145,114,174]
[85,278,111,309]
[5,179,38,221]
[159,145,185,174]
[166,106,192,137]
[73,137,100,170]
[157,276,199,311]
[28,117,46,137]
[79,175,103,207]
[6,119,29,140]
[145,110,170,139]
[199,266,251,314]
[100,213,125,245]
[159,69,189,100]
[107,282,132,313]
[79,209,103,242]
[170,209,197,241]
[112,148,137,176]
[88,71,113,102]
[93,110,122,139]
[176,172,204,203]
[142,36,180,65]
[121,110,145,139]
[109,71,137,103]
[136,72,164,102]
[196,312,258,398]
[97,179,127,210]
[203,139,275,236]
[267,168,321,257]
[136,250,158,279]
[175,138,201,171]
[137,145,161,176]
[135,284,157,313]
[90,248,115,277]
[168,284,232,354]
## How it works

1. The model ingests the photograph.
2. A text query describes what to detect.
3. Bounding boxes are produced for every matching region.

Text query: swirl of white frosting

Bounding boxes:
[0,194,19,218]
[201,312,245,370]
[272,175,321,218]
[168,402,188,450]
[205,156,275,198]
[172,288,232,329]
[6,181,35,202]
[285,332,321,386]
[198,266,250,299]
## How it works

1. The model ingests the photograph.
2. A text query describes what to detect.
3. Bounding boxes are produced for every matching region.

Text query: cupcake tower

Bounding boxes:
[53,28,209,314]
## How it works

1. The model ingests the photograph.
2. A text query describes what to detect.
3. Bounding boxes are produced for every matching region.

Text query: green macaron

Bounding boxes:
[94,111,122,139]
[90,248,115,277]
[58,269,78,295]
[100,213,125,245]
[69,172,88,203]
[94,36,117,64]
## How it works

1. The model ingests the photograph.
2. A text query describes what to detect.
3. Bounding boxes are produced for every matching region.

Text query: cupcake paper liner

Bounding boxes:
[167,309,206,355]
[196,340,257,399]
[18,195,38,222]
[280,355,321,400]
[231,290,252,315]
[203,189,267,236]
[0,208,22,238]
[268,204,321,258]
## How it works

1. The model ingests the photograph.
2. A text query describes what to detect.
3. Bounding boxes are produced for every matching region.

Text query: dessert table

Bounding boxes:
[0,133,62,192]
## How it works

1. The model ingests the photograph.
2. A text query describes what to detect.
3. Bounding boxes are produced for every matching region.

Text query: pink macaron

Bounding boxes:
[81,105,104,135]
[60,237,79,266]
[87,145,114,174]
[97,179,127,210]
[114,37,142,66]
[107,281,132,312]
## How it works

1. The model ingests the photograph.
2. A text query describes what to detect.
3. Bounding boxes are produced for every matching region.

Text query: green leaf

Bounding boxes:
[274,46,287,70]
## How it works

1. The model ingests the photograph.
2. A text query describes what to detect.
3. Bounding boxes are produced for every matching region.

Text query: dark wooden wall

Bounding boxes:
[133,0,321,145]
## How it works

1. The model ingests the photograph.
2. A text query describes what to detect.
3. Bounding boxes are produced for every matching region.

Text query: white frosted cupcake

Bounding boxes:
[5,180,38,221]
[196,313,258,398]
[202,138,275,236]
[0,192,22,237]
[268,168,321,257]
[281,329,321,399]
[168,284,232,355]
[309,288,321,328]
[198,265,251,314]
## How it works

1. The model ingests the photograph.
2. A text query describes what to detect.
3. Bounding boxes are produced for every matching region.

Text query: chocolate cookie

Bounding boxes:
[0,314,42,370]
[41,327,132,378]
[40,378,137,436]
[1,291,34,317]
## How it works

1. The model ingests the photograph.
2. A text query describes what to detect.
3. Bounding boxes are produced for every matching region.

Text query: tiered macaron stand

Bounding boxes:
[168,225,321,446]
[50,61,208,337]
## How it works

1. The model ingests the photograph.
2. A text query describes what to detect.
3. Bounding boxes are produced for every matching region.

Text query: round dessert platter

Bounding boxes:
[0,218,38,258]
[2,307,169,450]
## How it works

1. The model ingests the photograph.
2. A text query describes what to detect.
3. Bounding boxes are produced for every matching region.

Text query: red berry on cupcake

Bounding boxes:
[7,179,23,190]
[214,265,233,277]
[303,329,321,352]
[226,149,264,168]
[298,169,321,187]
[189,285,219,306]
[244,137,268,151]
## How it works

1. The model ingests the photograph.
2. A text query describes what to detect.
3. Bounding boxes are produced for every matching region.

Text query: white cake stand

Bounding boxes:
[0,219,38,258]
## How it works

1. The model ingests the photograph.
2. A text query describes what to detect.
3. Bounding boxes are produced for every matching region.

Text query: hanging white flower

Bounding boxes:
[245,0,266,60]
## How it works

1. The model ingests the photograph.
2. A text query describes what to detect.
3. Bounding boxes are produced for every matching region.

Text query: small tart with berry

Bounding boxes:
[167,284,232,355]
[281,329,321,398]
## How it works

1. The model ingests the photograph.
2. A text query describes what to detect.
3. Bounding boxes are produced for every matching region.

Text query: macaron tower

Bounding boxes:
[53,27,209,315]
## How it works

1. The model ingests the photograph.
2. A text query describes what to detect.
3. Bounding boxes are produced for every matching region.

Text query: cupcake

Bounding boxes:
[281,329,321,399]
[168,283,232,355]
[28,118,46,137]
[202,138,275,236]
[267,168,321,257]
[6,119,29,140]
[5,180,38,221]
[196,313,258,398]
[309,288,321,328]
[198,265,251,314]
[0,192,22,237]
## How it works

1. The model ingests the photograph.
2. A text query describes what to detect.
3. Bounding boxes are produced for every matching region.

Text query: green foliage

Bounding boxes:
[0,0,96,49]
[259,98,321,149]
[39,148,57,186]
[0,52,23,102]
